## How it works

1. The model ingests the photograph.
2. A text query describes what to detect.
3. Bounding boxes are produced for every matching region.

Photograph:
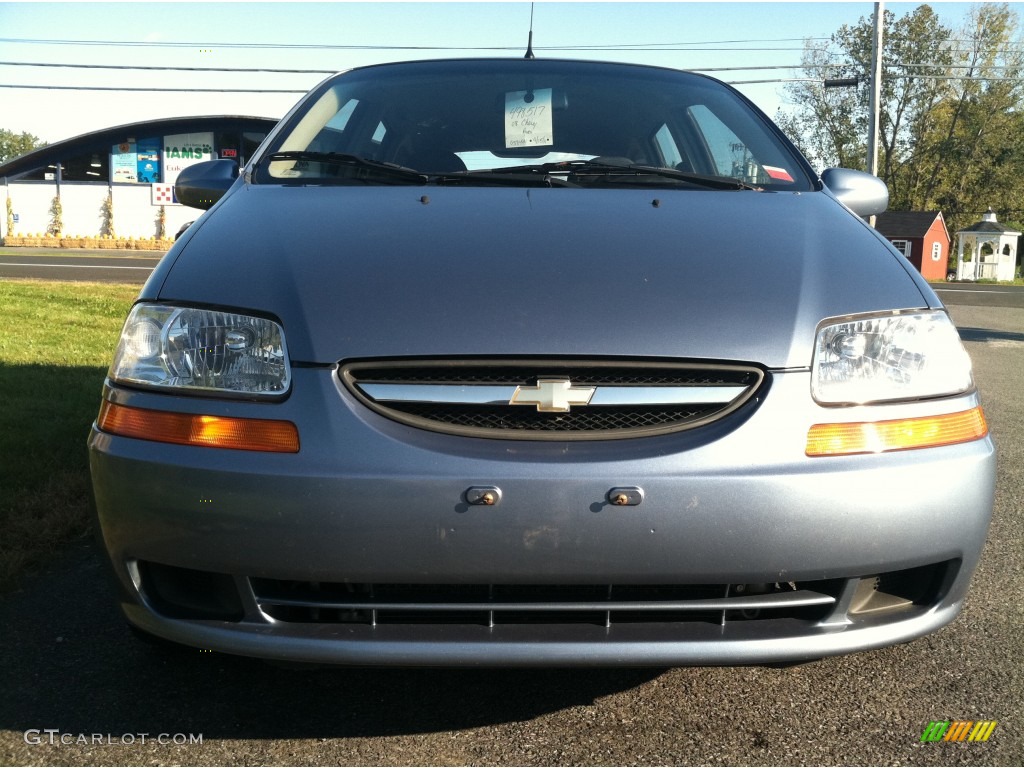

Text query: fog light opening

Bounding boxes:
[848,577,913,616]
[138,561,244,621]
[847,561,952,618]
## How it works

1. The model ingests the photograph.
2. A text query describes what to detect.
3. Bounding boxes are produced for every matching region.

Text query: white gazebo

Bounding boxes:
[954,208,1020,281]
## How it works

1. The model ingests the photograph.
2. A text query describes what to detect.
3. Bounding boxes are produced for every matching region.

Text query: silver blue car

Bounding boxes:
[88,59,995,666]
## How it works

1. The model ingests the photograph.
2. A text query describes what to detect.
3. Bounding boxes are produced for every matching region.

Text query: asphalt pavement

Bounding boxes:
[0,250,161,284]
[936,282,1024,308]
[0,302,1021,766]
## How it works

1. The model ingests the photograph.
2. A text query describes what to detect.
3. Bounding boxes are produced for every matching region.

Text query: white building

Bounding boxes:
[1,116,276,242]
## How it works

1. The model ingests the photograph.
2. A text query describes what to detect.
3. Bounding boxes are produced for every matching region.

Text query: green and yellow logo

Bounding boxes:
[920,720,997,742]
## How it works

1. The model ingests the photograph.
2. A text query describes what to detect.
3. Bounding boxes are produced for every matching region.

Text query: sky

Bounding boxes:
[0,1,988,145]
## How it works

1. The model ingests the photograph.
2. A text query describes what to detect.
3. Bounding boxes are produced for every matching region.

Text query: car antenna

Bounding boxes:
[525,2,536,59]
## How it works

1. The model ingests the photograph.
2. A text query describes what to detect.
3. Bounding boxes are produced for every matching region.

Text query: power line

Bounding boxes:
[530,38,832,47]
[5,67,1023,93]
[0,84,308,93]
[0,60,337,75]
[0,35,831,51]
[13,53,1017,92]
[729,78,827,85]
[691,65,810,72]
[527,46,817,52]
[0,79,826,92]
[0,60,814,75]
[884,74,1024,82]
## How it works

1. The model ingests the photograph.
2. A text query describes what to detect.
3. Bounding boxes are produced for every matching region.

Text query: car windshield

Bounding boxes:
[256,59,812,190]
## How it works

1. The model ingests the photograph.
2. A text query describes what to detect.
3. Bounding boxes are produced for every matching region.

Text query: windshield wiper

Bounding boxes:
[428,170,578,188]
[478,159,761,191]
[261,151,428,183]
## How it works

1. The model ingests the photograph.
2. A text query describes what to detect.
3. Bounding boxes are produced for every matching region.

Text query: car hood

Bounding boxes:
[155,184,931,368]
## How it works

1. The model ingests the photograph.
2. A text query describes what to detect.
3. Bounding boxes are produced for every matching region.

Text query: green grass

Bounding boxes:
[0,279,138,591]
[929,278,1024,286]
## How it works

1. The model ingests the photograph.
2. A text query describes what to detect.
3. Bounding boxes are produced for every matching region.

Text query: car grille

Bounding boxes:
[251,580,842,627]
[340,359,764,440]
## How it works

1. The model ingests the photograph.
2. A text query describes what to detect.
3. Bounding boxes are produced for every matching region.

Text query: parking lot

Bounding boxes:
[0,299,1020,766]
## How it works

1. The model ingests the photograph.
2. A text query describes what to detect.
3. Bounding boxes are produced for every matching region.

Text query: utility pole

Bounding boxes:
[867,2,884,226]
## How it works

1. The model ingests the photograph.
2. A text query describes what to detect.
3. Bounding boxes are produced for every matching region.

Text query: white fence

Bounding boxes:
[1,181,197,240]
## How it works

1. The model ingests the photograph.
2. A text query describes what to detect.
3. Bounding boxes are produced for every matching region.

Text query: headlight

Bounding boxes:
[812,311,973,405]
[110,303,290,397]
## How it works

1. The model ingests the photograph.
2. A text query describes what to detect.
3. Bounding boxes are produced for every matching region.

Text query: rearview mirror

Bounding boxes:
[175,160,239,210]
[821,168,889,217]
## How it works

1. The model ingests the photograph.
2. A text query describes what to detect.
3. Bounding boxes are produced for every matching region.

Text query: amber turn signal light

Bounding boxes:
[97,401,300,453]
[806,407,987,457]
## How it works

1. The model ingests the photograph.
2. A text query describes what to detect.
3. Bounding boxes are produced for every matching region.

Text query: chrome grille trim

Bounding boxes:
[250,579,842,627]
[359,384,515,405]
[358,383,749,406]
[340,359,765,440]
[256,590,833,613]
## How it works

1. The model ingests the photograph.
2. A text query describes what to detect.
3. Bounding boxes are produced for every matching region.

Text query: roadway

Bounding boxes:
[0,251,162,284]
[935,281,1024,308]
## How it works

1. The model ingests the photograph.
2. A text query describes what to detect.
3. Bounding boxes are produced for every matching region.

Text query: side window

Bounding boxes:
[310,99,361,155]
[686,104,795,184]
[653,124,684,169]
[687,105,753,180]
[325,99,360,132]
[891,240,911,258]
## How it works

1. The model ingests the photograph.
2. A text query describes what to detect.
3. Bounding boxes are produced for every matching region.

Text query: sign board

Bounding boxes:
[111,142,138,183]
[136,138,161,183]
[163,133,215,186]
[504,88,554,148]
[152,183,178,206]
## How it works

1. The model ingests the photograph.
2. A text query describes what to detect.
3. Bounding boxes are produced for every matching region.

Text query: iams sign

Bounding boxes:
[165,145,214,159]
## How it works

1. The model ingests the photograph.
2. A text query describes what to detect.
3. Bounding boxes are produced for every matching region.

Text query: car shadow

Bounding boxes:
[0,539,665,739]
[957,326,1024,343]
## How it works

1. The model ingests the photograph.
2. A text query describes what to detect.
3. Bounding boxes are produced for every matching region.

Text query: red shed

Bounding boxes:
[874,211,950,281]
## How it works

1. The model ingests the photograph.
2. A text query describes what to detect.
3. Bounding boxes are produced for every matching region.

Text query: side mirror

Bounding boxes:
[821,168,889,217]
[175,160,239,210]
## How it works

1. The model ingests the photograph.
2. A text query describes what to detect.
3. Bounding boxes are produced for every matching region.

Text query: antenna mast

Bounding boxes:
[525,3,536,59]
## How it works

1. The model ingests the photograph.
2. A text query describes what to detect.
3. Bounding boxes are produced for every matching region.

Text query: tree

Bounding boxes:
[779,5,954,188]
[0,129,44,164]
[775,43,866,170]
[916,4,1024,230]
[778,3,1024,235]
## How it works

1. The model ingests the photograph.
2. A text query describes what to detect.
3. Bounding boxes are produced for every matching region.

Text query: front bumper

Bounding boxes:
[89,367,996,666]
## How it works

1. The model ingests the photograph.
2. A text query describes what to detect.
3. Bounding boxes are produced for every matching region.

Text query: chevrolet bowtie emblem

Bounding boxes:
[509,378,596,413]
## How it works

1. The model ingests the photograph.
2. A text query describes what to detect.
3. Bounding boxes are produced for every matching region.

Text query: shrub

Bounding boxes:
[46,195,63,236]
[101,192,115,238]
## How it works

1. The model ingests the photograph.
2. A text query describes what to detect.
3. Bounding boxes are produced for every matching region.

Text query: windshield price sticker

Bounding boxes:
[505,88,554,148]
